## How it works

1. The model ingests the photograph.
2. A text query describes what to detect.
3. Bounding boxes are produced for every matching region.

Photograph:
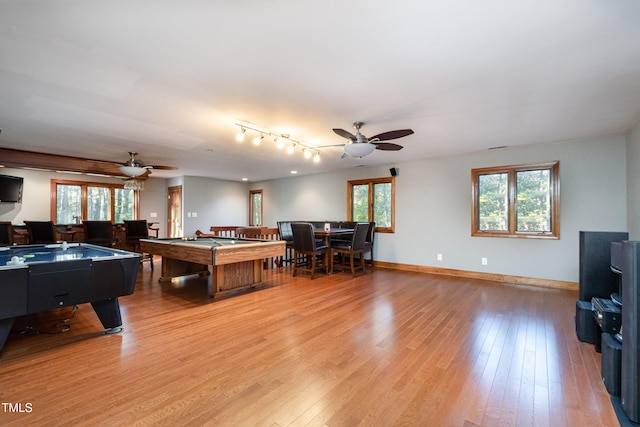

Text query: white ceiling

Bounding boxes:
[1,1,640,181]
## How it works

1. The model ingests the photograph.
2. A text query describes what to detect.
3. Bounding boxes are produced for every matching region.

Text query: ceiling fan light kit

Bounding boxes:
[117,151,177,180]
[119,165,147,177]
[123,178,145,191]
[118,151,149,177]
[343,142,376,158]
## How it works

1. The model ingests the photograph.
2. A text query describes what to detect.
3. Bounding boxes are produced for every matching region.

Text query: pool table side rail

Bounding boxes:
[139,239,285,266]
[140,240,213,265]
[214,240,285,265]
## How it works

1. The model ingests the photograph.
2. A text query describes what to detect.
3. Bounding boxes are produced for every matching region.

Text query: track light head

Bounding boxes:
[235,127,246,142]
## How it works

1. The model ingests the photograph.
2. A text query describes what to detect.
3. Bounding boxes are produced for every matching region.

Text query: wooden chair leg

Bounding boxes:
[312,254,319,279]
[350,255,355,276]
[293,253,298,276]
[324,251,329,275]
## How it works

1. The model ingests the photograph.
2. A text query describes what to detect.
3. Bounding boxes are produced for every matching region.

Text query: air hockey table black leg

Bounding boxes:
[90,298,124,334]
[0,317,16,351]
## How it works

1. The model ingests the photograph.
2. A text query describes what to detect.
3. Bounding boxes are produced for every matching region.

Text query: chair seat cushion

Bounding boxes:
[332,243,352,250]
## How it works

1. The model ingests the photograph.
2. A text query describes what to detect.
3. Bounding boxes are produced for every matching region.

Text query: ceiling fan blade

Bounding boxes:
[372,142,404,151]
[369,129,414,141]
[150,165,179,170]
[333,128,357,141]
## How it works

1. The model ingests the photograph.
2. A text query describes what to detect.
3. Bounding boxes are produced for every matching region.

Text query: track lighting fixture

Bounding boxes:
[234,122,322,164]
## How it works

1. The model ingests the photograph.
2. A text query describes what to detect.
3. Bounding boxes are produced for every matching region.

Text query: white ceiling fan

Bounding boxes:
[331,122,414,158]
[118,152,177,177]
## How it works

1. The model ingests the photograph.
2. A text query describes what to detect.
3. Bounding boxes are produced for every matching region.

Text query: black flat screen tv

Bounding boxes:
[0,174,23,203]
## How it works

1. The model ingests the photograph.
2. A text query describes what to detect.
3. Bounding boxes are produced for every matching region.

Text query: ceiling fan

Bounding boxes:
[118,152,178,177]
[332,122,414,158]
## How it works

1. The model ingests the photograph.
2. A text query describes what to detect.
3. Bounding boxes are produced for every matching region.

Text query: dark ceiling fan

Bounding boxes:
[332,122,414,158]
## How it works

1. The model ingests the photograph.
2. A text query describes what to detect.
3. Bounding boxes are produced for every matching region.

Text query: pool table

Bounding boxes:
[0,243,141,351]
[139,237,285,297]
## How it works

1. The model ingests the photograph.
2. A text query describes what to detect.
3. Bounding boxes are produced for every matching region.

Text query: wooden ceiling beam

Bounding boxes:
[0,148,148,178]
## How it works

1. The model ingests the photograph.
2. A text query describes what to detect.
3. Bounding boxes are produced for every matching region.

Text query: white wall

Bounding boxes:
[0,168,51,222]
[138,178,168,238]
[180,176,248,236]
[627,119,640,239]
[253,135,627,283]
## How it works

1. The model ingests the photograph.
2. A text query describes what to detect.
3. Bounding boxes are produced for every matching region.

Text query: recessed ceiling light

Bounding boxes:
[241,177,248,181]
[290,170,297,174]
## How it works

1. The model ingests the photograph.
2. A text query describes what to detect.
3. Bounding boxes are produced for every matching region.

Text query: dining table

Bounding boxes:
[314,228,353,253]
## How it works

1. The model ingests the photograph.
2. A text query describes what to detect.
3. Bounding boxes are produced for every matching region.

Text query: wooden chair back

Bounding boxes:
[0,221,13,246]
[351,222,370,251]
[24,220,57,244]
[83,221,114,247]
[291,223,319,252]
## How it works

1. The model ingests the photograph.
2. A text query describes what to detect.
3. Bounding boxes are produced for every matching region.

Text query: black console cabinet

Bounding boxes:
[579,231,629,301]
[622,241,640,422]
[576,231,628,344]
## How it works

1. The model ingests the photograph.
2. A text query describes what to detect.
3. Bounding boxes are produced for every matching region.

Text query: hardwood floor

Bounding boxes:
[0,262,618,426]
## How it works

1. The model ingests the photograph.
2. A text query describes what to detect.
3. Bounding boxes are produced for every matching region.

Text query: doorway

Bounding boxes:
[167,185,182,238]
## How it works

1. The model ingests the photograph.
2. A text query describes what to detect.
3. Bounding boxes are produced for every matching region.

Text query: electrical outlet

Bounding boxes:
[437,253,443,261]
[481,257,488,265]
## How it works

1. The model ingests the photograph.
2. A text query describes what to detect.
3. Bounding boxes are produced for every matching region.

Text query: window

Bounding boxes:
[249,189,263,226]
[471,162,559,239]
[347,177,395,232]
[51,179,137,224]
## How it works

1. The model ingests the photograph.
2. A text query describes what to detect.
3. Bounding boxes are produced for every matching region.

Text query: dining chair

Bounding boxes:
[331,222,369,276]
[364,221,375,267]
[24,220,57,244]
[277,221,295,266]
[124,220,154,270]
[0,221,14,246]
[330,221,356,246]
[291,222,328,279]
[83,220,115,248]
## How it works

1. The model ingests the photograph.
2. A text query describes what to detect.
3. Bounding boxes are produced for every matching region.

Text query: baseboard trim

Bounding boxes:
[373,261,578,291]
